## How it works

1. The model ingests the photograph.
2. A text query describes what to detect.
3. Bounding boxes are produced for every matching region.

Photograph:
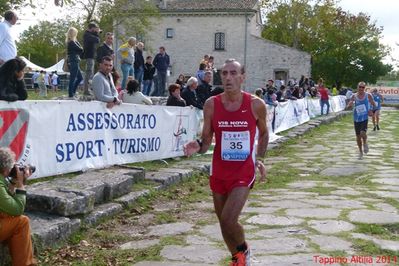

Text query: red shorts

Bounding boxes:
[210,175,256,195]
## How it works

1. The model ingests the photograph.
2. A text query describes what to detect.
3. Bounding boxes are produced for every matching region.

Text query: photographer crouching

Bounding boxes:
[0,147,36,266]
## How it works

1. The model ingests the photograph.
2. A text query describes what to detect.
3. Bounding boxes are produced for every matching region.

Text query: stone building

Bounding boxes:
[116,0,311,91]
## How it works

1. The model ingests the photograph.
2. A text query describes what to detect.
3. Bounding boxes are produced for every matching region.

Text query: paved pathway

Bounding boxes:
[40,109,399,266]
[129,109,399,266]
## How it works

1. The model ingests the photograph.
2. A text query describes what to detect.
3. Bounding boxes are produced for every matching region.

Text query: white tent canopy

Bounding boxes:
[20,56,68,74]
[45,59,67,74]
[20,56,45,71]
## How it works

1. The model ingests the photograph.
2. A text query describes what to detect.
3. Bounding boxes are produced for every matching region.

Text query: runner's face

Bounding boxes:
[221,62,244,91]
[358,85,365,93]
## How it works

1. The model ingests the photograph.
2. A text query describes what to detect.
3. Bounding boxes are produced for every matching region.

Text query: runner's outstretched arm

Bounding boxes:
[184,98,214,156]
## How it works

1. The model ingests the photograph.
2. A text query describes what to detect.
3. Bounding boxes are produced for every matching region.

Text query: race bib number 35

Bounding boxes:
[221,131,250,161]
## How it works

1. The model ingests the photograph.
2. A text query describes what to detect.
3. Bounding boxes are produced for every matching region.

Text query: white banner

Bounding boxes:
[366,86,399,105]
[307,98,322,118]
[274,99,309,133]
[0,101,200,179]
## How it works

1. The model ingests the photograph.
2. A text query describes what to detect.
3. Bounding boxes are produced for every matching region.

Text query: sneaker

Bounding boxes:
[376,124,380,130]
[230,249,250,266]
[373,125,376,131]
[358,152,363,160]
[363,144,369,154]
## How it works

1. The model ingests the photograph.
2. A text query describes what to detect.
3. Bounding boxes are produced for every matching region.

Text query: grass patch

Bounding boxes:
[159,235,186,246]
[352,239,399,257]
[304,186,334,195]
[154,212,177,224]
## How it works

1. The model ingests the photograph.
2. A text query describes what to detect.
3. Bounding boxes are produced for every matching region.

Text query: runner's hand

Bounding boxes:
[255,160,267,183]
[183,140,200,157]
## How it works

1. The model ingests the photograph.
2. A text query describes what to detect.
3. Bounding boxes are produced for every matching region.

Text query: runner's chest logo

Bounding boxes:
[0,109,29,160]
[218,121,248,128]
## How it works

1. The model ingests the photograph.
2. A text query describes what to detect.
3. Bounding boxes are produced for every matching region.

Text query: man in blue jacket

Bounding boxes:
[151,46,170,96]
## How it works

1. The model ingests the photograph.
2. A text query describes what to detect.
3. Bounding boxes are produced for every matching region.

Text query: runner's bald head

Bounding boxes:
[222,59,245,74]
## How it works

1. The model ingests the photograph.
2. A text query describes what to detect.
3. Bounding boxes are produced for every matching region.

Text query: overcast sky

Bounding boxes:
[11,0,399,66]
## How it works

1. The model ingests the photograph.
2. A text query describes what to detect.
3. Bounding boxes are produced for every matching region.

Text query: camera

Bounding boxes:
[8,164,36,184]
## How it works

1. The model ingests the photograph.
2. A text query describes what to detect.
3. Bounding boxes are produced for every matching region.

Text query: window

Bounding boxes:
[166,28,174,38]
[214,32,225,50]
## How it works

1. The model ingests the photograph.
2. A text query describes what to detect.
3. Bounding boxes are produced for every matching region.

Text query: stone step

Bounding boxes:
[26,167,144,216]
[29,212,81,248]
[83,202,124,226]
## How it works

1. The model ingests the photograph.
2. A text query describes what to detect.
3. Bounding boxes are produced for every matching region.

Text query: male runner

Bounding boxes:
[184,59,268,266]
[347,81,376,159]
[371,88,383,131]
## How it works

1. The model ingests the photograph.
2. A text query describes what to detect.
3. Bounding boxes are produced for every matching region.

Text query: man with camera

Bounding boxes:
[0,147,35,266]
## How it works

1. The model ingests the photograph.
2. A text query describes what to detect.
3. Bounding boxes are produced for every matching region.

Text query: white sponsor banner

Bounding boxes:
[0,101,200,179]
[330,95,347,113]
[307,98,322,118]
[366,86,399,105]
[274,99,310,133]
[265,105,281,143]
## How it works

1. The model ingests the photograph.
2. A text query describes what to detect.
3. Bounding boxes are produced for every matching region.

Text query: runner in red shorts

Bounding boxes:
[184,59,269,266]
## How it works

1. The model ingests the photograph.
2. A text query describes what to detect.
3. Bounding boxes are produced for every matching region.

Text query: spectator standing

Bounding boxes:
[152,46,170,96]
[44,71,50,91]
[92,56,121,108]
[197,71,212,107]
[196,63,207,86]
[207,56,215,71]
[66,27,83,99]
[0,57,28,101]
[31,70,39,93]
[118,37,136,90]
[51,71,59,92]
[143,56,155,96]
[276,85,286,102]
[120,79,152,105]
[0,147,36,266]
[82,22,101,96]
[96,32,114,63]
[166,84,186,107]
[37,70,47,97]
[134,42,145,86]
[318,80,330,115]
[0,11,18,65]
[181,77,202,109]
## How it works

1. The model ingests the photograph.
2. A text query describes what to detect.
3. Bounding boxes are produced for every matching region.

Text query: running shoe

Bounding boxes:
[230,249,251,266]
[363,144,369,154]
[358,152,363,160]
[377,124,380,130]
[373,125,376,131]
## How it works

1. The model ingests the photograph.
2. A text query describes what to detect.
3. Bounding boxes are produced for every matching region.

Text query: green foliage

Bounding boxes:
[65,0,159,43]
[17,19,82,67]
[261,0,391,88]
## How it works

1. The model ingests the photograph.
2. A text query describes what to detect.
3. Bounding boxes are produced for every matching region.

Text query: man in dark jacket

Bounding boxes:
[96,32,114,63]
[196,71,212,107]
[151,46,170,96]
[134,42,145,86]
[83,22,100,96]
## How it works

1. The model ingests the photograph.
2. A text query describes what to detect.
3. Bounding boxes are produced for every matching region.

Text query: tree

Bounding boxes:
[261,0,391,88]
[62,0,159,42]
[17,19,81,67]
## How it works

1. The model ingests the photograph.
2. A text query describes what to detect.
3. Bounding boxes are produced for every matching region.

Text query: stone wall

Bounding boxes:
[115,11,310,92]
